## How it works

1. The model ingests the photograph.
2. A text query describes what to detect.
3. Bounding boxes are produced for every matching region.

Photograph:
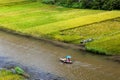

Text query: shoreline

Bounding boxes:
[0,27,120,63]
[0,56,65,80]
[0,27,86,51]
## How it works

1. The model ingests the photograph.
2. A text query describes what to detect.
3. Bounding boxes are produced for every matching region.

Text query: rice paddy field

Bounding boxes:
[0,1,105,32]
[0,0,120,55]
[58,18,120,55]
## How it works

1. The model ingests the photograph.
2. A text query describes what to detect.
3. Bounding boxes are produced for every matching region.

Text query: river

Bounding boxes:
[0,31,120,80]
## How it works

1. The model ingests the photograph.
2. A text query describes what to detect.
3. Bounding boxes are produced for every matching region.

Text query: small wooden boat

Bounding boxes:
[59,58,72,64]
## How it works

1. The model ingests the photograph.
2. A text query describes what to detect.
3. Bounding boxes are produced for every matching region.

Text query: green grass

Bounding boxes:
[0,69,24,80]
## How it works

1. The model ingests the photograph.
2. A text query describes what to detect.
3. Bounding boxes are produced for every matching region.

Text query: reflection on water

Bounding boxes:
[0,31,120,80]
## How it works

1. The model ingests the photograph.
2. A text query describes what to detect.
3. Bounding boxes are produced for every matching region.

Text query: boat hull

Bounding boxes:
[59,58,72,64]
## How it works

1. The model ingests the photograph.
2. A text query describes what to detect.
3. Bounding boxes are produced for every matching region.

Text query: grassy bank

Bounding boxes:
[85,18,120,55]
[0,69,24,80]
[86,32,120,55]
[0,0,120,55]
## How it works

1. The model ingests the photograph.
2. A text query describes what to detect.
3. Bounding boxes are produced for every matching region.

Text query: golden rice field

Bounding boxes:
[56,18,120,43]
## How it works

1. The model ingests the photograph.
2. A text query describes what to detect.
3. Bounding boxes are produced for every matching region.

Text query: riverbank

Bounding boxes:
[0,30,120,80]
[0,28,85,51]
[0,0,120,61]
[0,29,120,63]
[0,56,65,80]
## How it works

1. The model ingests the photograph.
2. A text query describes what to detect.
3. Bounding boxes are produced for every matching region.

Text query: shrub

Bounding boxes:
[72,2,80,8]
[41,0,55,4]
[102,0,120,10]
[42,0,120,10]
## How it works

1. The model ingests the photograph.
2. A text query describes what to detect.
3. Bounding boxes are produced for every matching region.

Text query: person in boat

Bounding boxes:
[60,55,72,63]
[65,56,71,62]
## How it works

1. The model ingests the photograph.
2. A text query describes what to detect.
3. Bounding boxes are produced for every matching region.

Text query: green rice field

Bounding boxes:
[0,1,105,32]
[0,0,120,55]
[0,0,25,4]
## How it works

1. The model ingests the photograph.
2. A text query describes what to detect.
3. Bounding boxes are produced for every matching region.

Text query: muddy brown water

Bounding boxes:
[0,31,120,80]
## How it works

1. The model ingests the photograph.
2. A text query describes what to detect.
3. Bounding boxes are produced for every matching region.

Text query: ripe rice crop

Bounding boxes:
[57,18,120,43]
[25,11,120,35]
